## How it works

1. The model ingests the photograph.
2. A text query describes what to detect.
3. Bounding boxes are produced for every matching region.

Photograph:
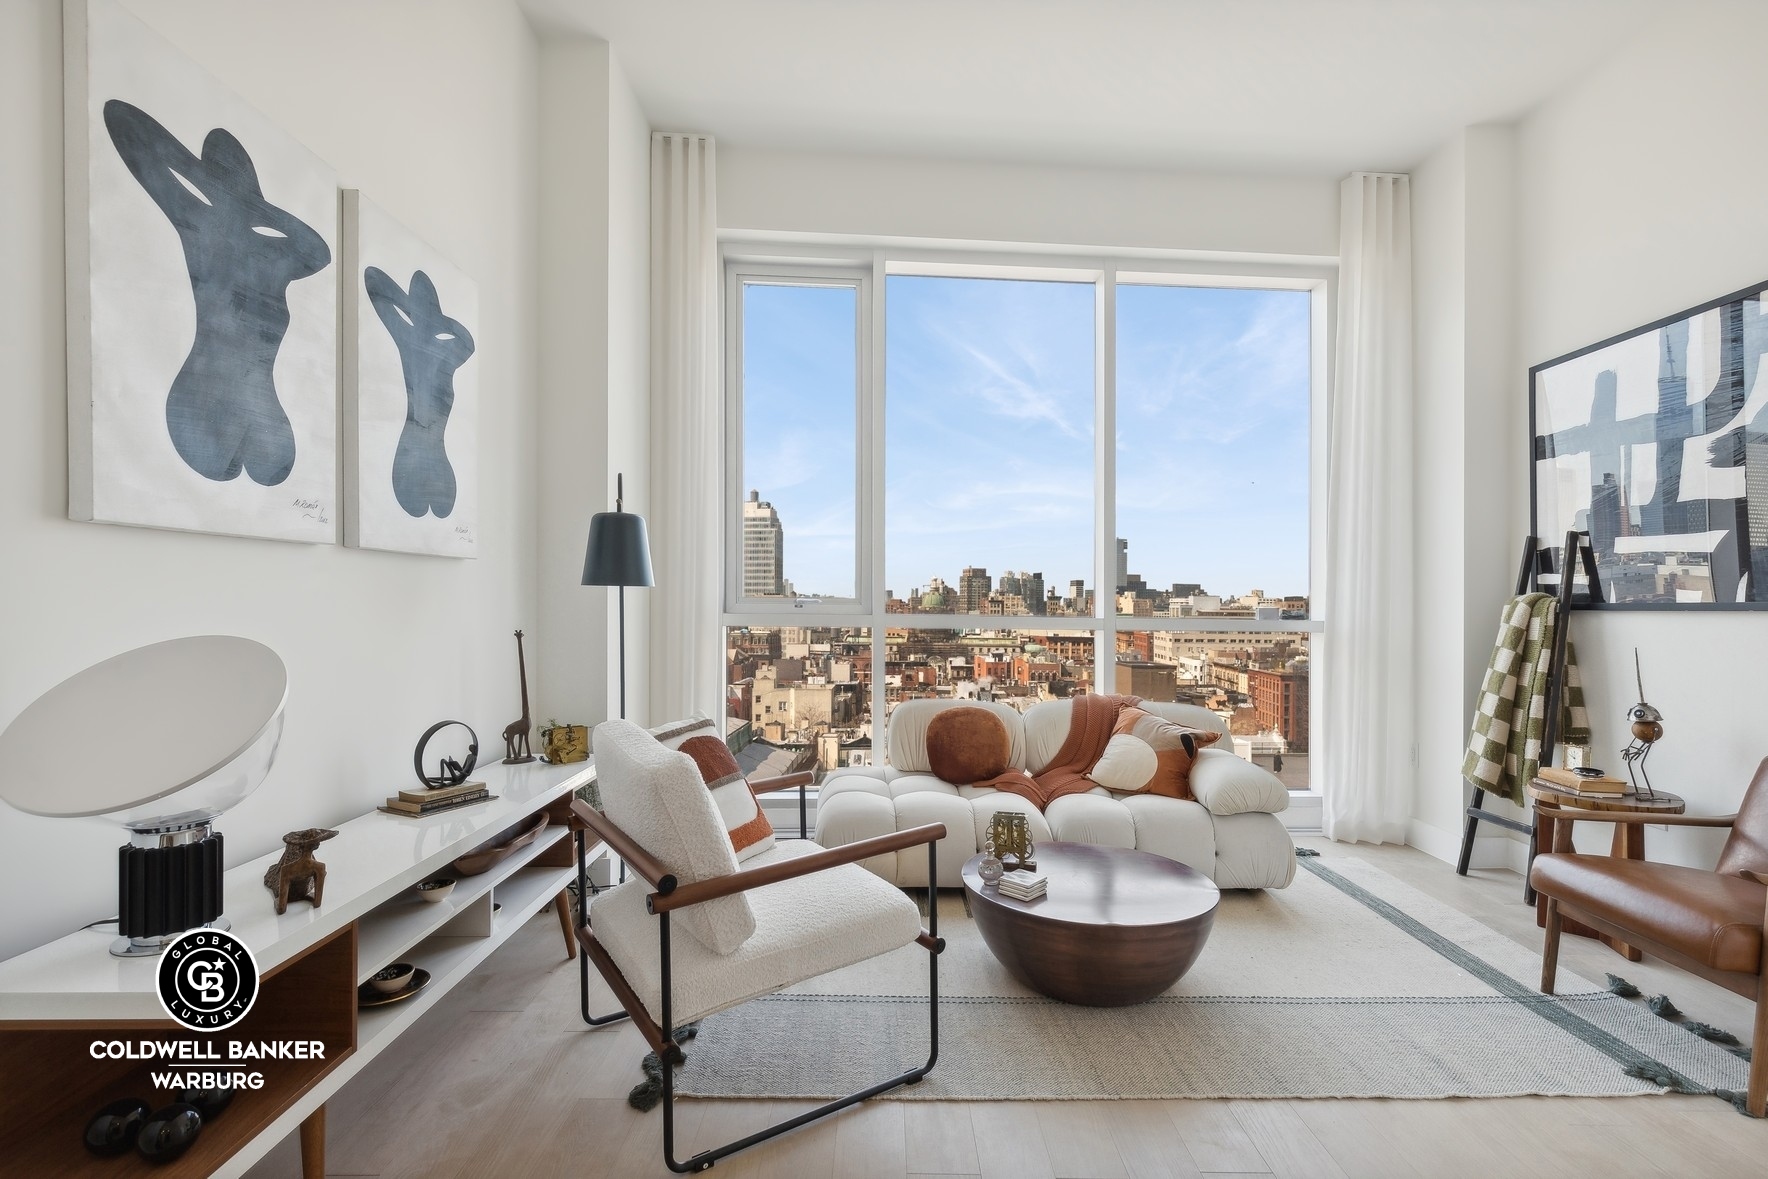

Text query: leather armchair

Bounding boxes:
[1530,757,1768,1116]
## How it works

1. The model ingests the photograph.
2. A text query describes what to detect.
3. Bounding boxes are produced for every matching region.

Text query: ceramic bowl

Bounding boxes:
[415,878,455,903]
[370,962,416,994]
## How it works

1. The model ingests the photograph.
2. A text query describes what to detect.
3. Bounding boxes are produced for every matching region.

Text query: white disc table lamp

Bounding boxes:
[0,636,287,957]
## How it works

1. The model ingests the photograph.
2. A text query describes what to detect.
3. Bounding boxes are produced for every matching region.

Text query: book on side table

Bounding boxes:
[1537,766,1628,795]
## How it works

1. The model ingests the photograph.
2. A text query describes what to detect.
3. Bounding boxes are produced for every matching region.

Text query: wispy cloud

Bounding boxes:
[743,276,1310,600]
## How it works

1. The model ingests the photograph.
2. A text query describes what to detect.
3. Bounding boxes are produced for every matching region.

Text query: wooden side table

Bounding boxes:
[1526,779,1684,961]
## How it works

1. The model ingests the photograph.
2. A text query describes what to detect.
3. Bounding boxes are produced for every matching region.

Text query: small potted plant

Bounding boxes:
[540,718,588,764]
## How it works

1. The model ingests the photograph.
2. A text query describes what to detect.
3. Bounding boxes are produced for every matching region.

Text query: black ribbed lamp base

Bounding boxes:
[113,827,226,957]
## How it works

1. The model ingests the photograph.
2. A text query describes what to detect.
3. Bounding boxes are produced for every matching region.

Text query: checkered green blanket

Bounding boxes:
[1461,593,1590,804]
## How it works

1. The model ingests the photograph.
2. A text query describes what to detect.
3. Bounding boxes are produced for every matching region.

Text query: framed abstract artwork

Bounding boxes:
[65,0,339,543]
[341,191,479,558]
[1530,279,1768,608]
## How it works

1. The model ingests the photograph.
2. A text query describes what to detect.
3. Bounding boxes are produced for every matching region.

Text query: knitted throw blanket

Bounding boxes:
[985,694,1141,811]
[1462,594,1591,804]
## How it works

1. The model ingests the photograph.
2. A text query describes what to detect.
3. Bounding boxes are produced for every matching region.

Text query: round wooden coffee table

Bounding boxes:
[960,841,1220,1006]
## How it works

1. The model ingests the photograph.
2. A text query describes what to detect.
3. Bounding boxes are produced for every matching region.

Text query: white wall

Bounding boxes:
[1508,0,1768,866]
[1409,125,1522,865]
[1407,0,1768,868]
[0,0,541,959]
[720,146,1340,260]
[534,38,651,734]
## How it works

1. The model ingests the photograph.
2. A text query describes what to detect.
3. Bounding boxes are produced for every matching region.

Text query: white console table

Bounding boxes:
[0,757,599,1178]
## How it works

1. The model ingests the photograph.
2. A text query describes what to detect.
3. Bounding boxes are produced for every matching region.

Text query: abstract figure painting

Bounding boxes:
[1531,279,1768,608]
[66,0,339,543]
[343,191,479,557]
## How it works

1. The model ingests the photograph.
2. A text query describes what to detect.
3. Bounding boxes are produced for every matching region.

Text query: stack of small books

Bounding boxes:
[998,867,1047,901]
[379,780,495,817]
[1538,766,1627,796]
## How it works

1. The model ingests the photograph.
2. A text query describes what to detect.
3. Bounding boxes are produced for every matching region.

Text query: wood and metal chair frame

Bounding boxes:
[573,770,821,1026]
[571,797,947,1172]
[1535,804,1768,1117]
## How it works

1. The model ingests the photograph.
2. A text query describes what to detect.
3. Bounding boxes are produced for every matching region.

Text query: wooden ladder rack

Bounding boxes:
[1455,529,1601,902]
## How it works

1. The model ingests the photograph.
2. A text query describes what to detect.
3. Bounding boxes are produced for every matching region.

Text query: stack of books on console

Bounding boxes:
[998,868,1047,901]
[1537,766,1628,796]
[378,780,496,817]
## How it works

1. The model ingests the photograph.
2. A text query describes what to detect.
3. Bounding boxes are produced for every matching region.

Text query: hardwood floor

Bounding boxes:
[244,841,1766,1178]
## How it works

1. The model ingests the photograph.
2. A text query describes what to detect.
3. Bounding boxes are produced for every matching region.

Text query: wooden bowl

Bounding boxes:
[370,962,416,994]
[415,878,455,903]
[450,812,549,877]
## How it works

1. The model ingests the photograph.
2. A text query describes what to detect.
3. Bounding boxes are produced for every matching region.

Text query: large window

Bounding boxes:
[728,274,863,604]
[725,255,1326,788]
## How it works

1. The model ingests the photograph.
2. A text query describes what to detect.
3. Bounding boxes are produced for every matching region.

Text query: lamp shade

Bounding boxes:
[582,510,654,588]
[0,635,286,827]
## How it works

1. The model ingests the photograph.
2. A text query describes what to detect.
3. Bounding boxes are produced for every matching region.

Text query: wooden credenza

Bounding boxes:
[0,757,598,1178]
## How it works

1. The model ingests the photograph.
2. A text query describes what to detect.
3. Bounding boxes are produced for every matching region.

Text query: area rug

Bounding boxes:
[669,854,1751,1104]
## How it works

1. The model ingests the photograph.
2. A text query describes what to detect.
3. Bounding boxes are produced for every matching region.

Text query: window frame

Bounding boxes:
[721,244,1333,796]
[722,260,873,616]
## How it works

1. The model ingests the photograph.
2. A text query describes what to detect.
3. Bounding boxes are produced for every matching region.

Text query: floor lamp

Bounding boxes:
[582,473,654,720]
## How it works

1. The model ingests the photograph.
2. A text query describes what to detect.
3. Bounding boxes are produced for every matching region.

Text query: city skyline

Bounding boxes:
[740,275,1312,600]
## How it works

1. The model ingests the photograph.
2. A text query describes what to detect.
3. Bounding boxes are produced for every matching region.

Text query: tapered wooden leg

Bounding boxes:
[1597,821,1645,962]
[1541,897,1562,995]
[299,1105,324,1179]
[553,891,577,960]
[1751,934,1768,1117]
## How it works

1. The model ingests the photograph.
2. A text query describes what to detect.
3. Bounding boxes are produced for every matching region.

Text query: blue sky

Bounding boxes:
[741,276,1311,603]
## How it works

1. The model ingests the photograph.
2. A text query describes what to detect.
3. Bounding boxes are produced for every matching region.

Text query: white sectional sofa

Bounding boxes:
[816,698,1298,890]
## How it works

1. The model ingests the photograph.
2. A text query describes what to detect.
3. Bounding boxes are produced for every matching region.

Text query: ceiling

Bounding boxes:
[519,0,1670,175]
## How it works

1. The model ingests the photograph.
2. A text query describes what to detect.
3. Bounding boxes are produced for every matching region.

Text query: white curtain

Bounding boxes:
[1322,172,1415,845]
[647,133,723,723]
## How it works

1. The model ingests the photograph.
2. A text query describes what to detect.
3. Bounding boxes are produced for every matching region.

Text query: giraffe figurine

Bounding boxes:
[502,629,536,764]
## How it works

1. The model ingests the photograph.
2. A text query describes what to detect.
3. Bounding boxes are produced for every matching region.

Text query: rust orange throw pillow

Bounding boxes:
[925,707,1013,785]
[678,732,774,860]
[1111,708,1221,800]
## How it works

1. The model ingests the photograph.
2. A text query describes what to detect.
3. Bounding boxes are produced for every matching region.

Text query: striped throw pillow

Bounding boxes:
[651,718,776,861]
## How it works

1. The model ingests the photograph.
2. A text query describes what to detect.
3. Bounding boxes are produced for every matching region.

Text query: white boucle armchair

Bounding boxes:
[574,720,946,1174]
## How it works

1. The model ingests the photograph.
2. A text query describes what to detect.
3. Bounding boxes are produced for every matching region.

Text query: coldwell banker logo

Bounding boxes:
[157,930,259,1032]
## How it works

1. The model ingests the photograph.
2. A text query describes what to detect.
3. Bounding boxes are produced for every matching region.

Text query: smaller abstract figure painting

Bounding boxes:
[1531,279,1768,607]
[343,191,479,557]
[66,0,338,543]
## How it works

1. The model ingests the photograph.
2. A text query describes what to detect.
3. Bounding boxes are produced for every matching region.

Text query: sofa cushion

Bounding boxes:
[887,698,1027,773]
[1114,708,1220,799]
[1088,733,1159,794]
[1189,749,1291,816]
[593,720,754,955]
[651,716,775,862]
[1120,794,1217,874]
[591,841,920,1025]
[1211,811,1299,889]
[1046,791,1139,849]
[925,706,1013,785]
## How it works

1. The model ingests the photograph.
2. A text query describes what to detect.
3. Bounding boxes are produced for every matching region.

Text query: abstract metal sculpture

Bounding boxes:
[1620,649,1664,798]
[413,719,479,787]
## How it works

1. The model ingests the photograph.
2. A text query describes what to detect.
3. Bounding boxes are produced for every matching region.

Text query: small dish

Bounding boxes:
[415,878,455,903]
[358,967,432,1007]
[369,962,415,994]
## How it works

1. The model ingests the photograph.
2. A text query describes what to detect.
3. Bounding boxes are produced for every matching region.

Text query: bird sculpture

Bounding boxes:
[1620,649,1663,798]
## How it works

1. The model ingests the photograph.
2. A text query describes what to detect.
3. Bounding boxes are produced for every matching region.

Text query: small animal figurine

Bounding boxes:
[264,828,338,915]
[1620,649,1664,798]
[502,629,535,765]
